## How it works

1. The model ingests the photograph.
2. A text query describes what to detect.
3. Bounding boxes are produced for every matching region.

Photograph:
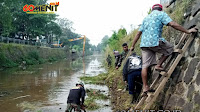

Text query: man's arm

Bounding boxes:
[130,31,142,51]
[123,58,129,82]
[168,21,197,34]
[81,88,85,104]
[116,54,122,69]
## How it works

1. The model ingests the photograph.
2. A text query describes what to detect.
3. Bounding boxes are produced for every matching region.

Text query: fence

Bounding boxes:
[0,36,47,46]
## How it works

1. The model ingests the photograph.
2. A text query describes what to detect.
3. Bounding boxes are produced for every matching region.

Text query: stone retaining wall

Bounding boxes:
[158,0,200,111]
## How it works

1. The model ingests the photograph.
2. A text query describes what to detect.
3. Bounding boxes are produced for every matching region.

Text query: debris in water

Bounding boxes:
[117,89,122,91]
[13,95,31,100]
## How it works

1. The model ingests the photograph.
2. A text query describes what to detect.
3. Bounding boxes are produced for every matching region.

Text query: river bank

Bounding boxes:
[0,43,69,69]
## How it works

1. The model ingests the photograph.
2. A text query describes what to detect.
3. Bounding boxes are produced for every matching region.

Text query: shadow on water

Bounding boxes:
[0,54,111,112]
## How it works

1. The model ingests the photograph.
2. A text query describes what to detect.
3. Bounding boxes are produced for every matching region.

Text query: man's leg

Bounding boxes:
[155,55,169,70]
[141,48,156,92]
[66,103,73,112]
[142,67,149,92]
[73,104,81,112]
[135,75,143,94]
[115,57,118,67]
[155,41,174,70]
[128,73,134,95]
[133,71,143,102]
[128,72,136,103]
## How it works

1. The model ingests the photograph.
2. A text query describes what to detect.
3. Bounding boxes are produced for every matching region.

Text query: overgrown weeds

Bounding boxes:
[0,43,66,69]
[84,89,109,110]
[80,73,108,85]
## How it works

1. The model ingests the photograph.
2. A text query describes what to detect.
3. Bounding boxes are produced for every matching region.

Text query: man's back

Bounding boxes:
[67,86,85,105]
[139,10,172,47]
[123,53,142,76]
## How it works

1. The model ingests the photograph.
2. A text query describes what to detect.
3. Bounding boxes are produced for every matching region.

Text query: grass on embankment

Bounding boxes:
[0,43,67,69]
[84,88,109,110]
[80,72,133,111]
[80,73,108,85]
[105,68,133,111]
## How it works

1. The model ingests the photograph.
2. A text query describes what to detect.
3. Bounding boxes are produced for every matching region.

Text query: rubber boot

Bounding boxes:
[131,94,136,104]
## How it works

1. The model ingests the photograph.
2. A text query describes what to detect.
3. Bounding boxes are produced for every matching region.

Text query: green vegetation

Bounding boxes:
[105,68,133,111]
[167,0,193,24]
[84,98,100,110]
[80,73,110,110]
[86,89,109,100]
[0,43,66,68]
[80,73,108,85]
[84,89,109,110]
[0,0,95,57]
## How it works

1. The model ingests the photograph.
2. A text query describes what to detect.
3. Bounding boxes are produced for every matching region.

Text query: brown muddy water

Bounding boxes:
[0,54,111,112]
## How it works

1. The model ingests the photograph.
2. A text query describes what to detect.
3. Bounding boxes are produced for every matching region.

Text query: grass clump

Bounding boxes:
[84,89,109,110]
[80,73,108,85]
[86,89,109,100]
[84,98,100,110]
[0,52,17,68]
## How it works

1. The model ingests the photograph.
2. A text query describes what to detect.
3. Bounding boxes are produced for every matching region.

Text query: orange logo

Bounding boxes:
[23,2,59,14]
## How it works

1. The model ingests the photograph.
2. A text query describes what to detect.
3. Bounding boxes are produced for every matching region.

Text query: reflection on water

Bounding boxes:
[0,54,111,112]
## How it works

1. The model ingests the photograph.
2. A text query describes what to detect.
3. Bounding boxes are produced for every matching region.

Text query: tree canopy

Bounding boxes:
[0,0,94,55]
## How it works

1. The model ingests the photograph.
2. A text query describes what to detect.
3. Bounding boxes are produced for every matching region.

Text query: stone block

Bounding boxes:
[191,0,200,17]
[188,40,196,57]
[177,70,184,83]
[175,82,185,95]
[184,58,200,84]
[184,14,200,29]
[183,103,193,112]
[183,16,190,29]
[187,84,194,101]
[182,60,188,71]
[197,44,200,57]
[176,98,185,107]
[197,62,200,71]
[184,6,192,19]
[194,93,200,105]
[196,72,200,86]
[165,95,179,109]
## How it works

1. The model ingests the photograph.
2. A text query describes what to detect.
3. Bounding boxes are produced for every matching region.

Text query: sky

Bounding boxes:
[47,0,161,46]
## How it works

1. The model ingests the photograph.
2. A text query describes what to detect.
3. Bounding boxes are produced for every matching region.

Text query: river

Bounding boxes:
[0,54,112,112]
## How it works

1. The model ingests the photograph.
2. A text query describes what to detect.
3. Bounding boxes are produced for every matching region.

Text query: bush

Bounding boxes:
[0,52,17,68]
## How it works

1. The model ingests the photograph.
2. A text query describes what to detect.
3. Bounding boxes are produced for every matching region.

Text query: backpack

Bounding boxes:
[127,54,142,71]
[122,53,142,81]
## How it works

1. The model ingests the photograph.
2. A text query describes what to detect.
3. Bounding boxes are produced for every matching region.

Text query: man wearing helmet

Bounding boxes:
[66,82,86,112]
[130,4,197,94]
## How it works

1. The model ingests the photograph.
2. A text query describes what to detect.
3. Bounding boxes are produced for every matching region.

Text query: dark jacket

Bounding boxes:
[123,53,142,81]
[67,86,86,105]
[117,49,129,67]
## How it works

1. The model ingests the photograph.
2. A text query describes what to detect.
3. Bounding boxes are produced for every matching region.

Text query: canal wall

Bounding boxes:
[0,43,68,68]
